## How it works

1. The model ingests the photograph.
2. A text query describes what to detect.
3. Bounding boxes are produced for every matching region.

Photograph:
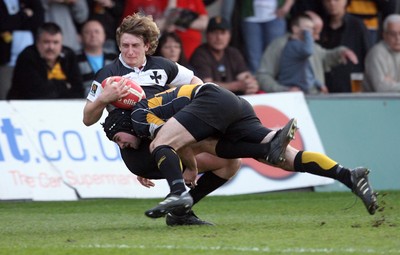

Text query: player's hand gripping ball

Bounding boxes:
[101,76,146,109]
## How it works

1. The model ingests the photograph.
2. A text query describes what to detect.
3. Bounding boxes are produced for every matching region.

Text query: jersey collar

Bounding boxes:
[119,54,147,72]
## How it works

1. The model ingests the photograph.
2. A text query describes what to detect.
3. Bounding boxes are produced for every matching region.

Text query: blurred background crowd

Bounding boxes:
[1,0,400,100]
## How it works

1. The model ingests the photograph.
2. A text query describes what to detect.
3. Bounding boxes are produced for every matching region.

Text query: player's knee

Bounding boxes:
[149,141,157,153]
[151,144,169,155]
[149,140,171,153]
[150,136,182,153]
[231,158,242,174]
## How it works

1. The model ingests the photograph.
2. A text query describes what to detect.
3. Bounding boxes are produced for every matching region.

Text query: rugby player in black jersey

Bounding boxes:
[104,83,378,219]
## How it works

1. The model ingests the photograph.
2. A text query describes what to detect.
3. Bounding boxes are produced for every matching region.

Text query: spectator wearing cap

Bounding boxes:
[190,16,260,95]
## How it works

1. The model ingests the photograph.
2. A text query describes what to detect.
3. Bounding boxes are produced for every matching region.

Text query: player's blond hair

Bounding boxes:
[116,13,160,55]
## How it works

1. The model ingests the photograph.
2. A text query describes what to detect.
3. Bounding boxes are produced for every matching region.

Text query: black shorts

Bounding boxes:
[119,138,164,179]
[174,84,272,143]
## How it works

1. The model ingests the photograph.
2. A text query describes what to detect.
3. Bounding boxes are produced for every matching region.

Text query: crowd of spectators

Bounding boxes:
[1,0,400,100]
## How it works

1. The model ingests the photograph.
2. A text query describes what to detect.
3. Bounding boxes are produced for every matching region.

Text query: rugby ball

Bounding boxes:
[101,76,146,109]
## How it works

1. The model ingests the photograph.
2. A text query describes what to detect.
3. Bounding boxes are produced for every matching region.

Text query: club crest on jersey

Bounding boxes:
[89,84,98,96]
[150,71,161,84]
[124,69,167,87]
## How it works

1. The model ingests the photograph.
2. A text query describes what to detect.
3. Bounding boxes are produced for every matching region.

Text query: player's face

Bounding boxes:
[160,37,181,62]
[119,33,149,68]
[113,132,140,150]
[384,22,400,52]
[36,32,63,64]
[206,29,231,51]
[81,20,106,49]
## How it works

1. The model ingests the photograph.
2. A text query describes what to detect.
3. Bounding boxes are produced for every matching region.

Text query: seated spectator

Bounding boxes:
[257,11,358,94]
[77,19,117,95]
[0,0,44,99]
[318,0,372,92]
[153,32,191,68]
[363,14,400,92]
[7,22,84,99]
[190,16,260,95]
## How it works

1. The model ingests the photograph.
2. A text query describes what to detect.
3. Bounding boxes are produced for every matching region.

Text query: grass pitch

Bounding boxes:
[0,191,399,255]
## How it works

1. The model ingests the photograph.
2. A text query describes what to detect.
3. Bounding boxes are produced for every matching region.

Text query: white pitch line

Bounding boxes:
[80,244,400,254]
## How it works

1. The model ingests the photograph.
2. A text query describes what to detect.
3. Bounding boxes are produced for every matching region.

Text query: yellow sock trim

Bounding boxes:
[172,149,183,171]
[302,151,337,170]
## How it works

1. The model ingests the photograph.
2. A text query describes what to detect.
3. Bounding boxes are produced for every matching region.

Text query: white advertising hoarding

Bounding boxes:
[0,92,332,201]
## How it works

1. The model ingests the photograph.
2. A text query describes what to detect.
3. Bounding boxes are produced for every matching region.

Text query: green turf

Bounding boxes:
[0,191,398,255]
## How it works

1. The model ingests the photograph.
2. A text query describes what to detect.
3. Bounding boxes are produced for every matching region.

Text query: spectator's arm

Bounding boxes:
[276,0,295,18]
[189,14,209,31]
[237,71,259,94]
[339,47,358,65]
[317,45,353,72]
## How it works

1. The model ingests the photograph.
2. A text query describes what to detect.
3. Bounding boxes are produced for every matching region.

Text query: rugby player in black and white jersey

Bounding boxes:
[82,13,241,226]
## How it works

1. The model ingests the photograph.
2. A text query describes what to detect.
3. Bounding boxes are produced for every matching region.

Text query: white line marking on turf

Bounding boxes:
[81,244,400,254]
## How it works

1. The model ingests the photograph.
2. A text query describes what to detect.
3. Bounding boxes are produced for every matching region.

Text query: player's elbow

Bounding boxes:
[82,116,95,126]
[191,76,203,85]
[82,119,91,127]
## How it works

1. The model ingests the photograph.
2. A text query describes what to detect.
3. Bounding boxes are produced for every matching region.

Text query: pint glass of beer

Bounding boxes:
[350,73,363,93]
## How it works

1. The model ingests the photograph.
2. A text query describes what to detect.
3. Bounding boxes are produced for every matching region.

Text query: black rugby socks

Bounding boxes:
[152,145,186,195]
[172,171,228,216]
[189,171,228,204]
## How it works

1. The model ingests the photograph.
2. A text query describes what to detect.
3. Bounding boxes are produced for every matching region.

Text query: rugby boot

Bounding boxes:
[145,192,193,218]
[351,167,379,215]
[166,210,215,226]
[266,118,297,165]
